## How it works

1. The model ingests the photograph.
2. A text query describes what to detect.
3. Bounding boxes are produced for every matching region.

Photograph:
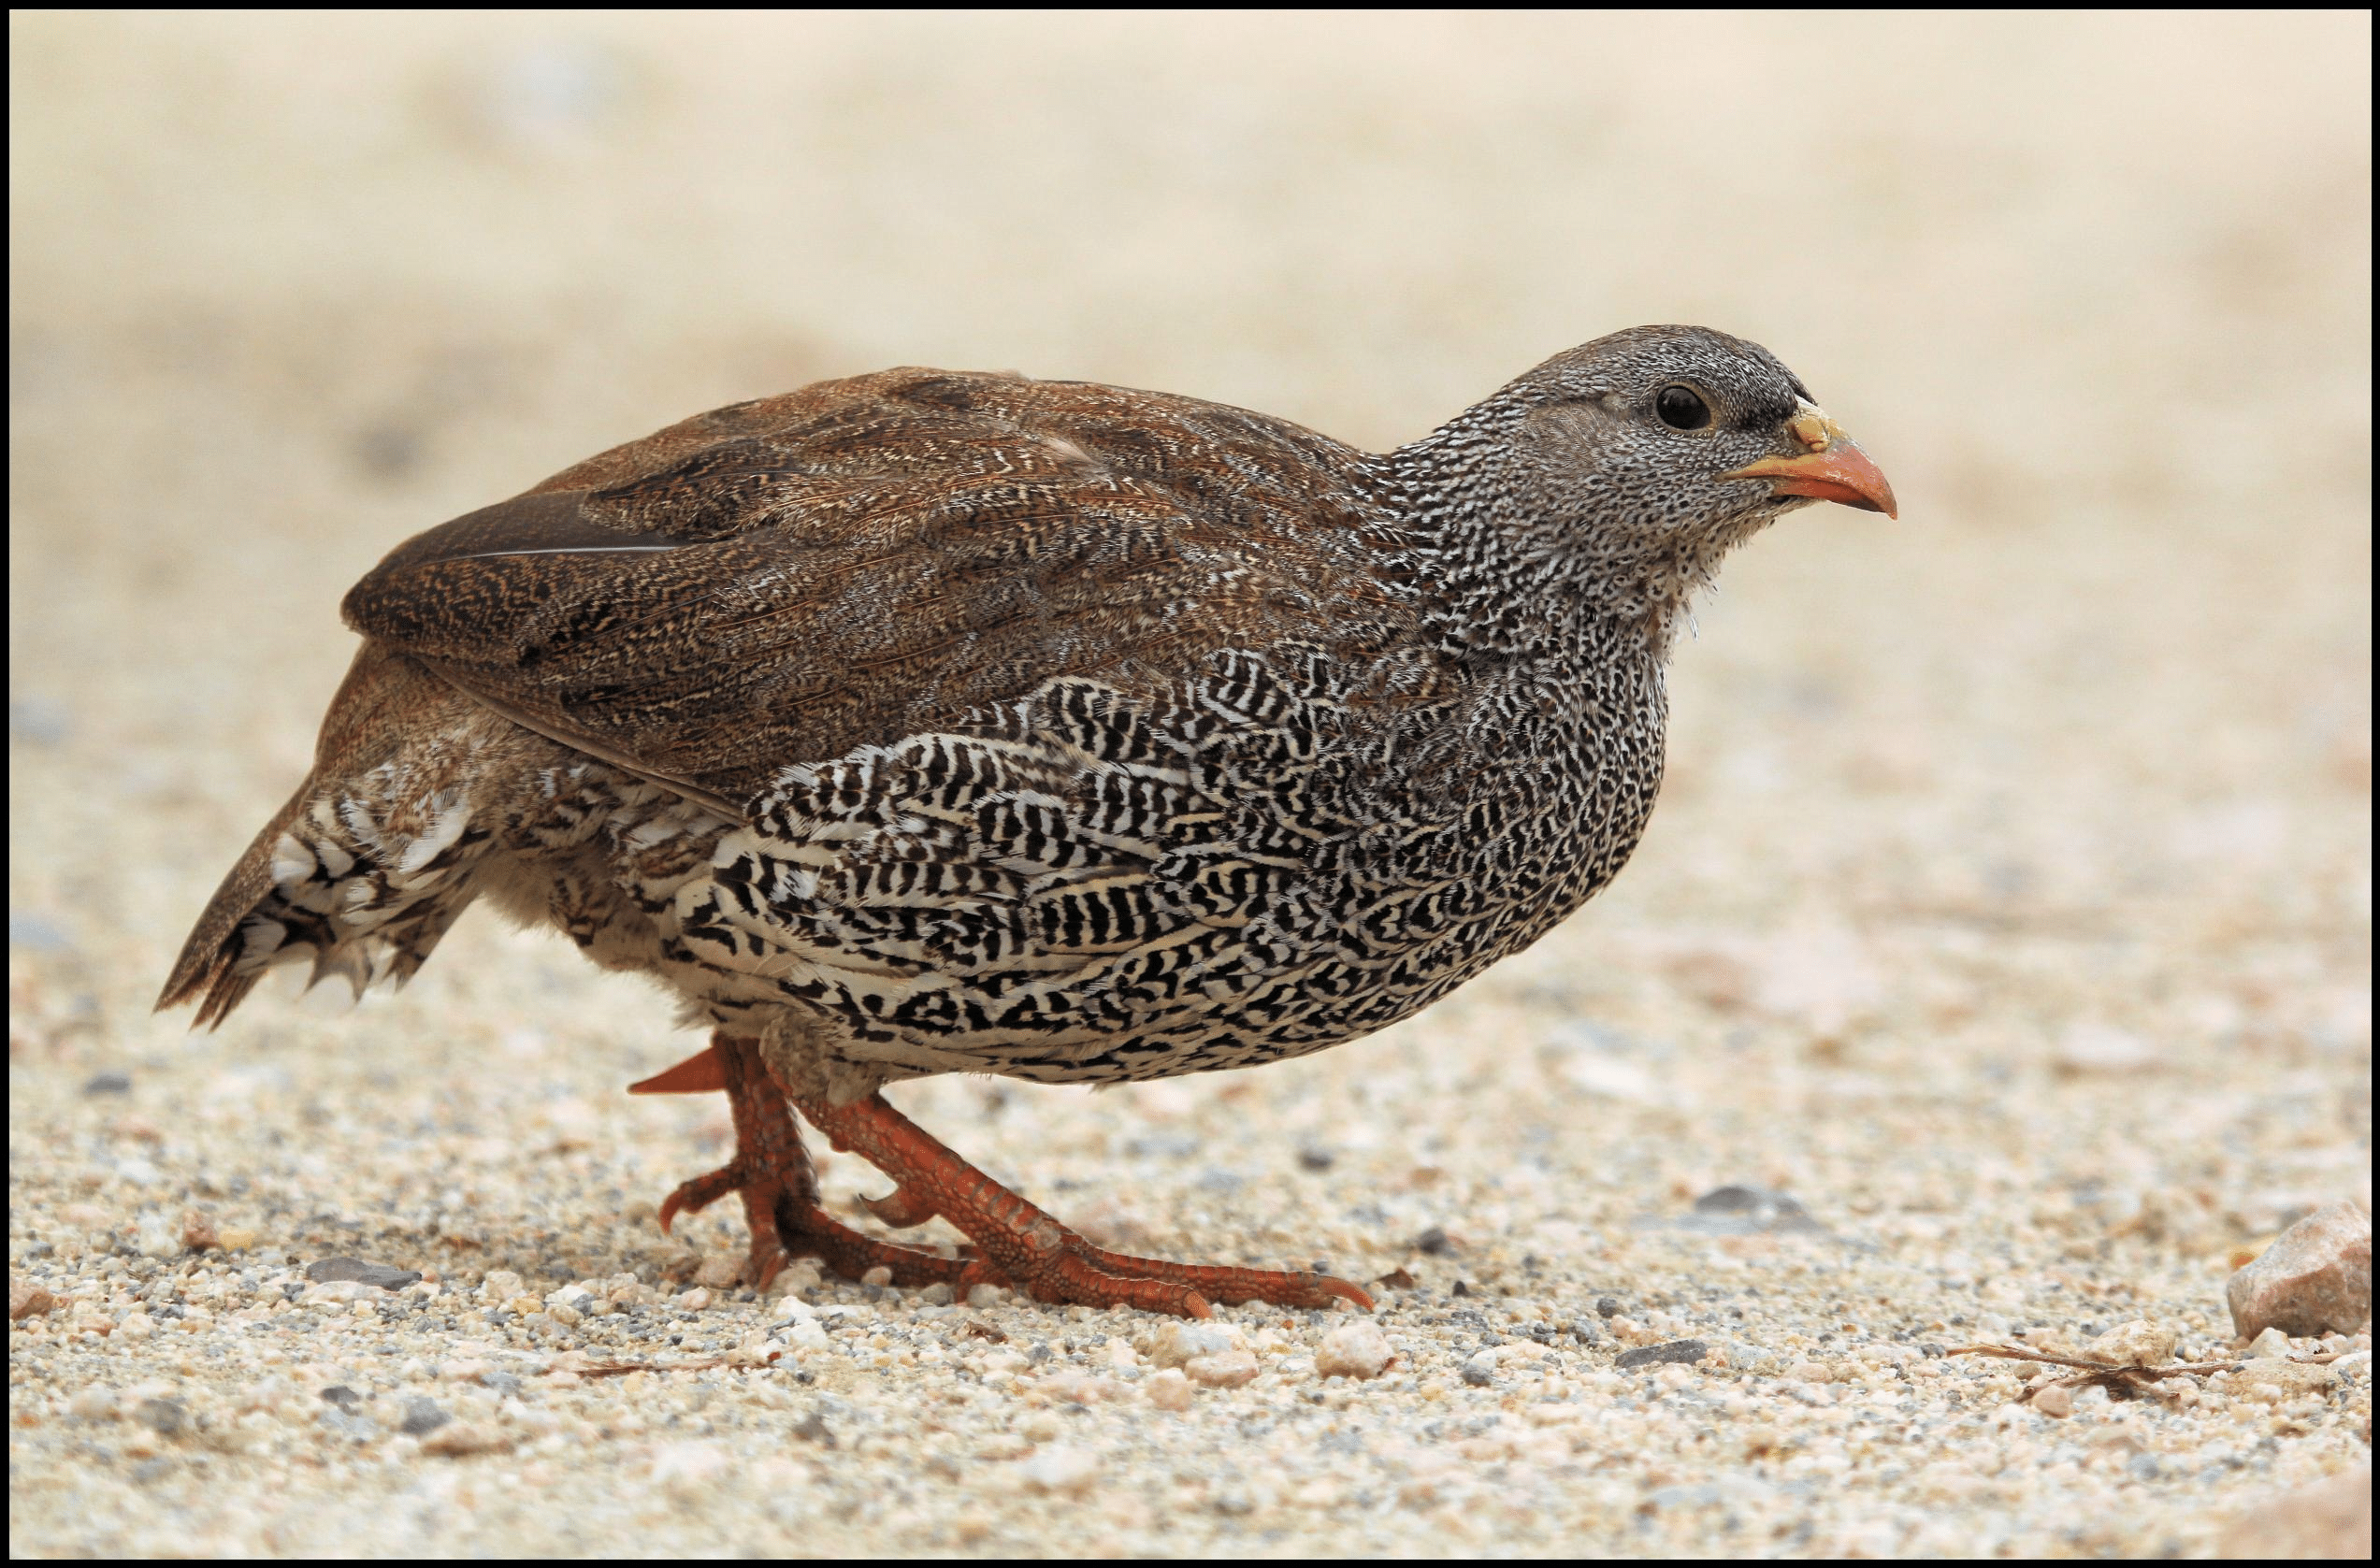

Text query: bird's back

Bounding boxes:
[342,367,1421,808]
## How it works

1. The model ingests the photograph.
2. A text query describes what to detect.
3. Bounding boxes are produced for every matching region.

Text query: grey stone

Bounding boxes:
[1615,1339,1709,1371]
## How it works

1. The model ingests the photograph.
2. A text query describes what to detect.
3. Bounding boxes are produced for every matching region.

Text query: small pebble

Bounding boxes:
[2032,1384,2075,1418]
[859,1266,893,1288]
[1184,1350,1260,1388]
[2084,1319,2176,1366]
[694,1256,741,1288]
[420,1420,512,1457]
[179,1210,219,1252]
[965,1283,1007,1309]
[1150,1319,1244,1368]
[1615,1338,1709,1371]
[1144,1368,1193,1410]
[397,1396,452,1436]
[68,1388,121,1421]
[1460,1355,1495,1388]
[1679,1185,1825,1235]
[2232,1358,2338,1401]
[80,1072,132,1096]
[10,1279,61,1319]
[307,1258,423,1291]
[2052,1023,2157,1074]
[649,1440,731,1497]
[1314,1319,1393,1380]
[135,1397,188,1436]
[1018,1443,1100,1495]
[134,1216,180,1259]
[679,1287,713,1311]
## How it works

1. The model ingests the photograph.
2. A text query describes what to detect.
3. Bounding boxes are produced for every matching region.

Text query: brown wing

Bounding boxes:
[341,368,1412,810]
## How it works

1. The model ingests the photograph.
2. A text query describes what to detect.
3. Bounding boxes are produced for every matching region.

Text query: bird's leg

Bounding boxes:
[794,1089,1375,1319]
[630,1034,971,1291]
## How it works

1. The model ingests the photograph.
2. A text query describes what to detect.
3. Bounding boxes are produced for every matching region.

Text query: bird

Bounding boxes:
[159,325,1896,1318]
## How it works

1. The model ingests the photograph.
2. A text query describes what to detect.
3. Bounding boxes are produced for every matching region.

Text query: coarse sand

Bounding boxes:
[9,11,2370,1557]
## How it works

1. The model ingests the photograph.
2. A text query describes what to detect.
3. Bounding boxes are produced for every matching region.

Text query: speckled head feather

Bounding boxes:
[1384,325,1880,657]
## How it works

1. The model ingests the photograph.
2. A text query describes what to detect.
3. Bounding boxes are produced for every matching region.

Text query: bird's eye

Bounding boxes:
[1654,384,1711,430]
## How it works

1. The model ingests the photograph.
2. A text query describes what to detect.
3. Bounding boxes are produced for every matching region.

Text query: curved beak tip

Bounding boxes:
[1724,441,1897,519]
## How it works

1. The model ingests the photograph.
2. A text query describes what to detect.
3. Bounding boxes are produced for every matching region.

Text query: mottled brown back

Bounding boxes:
[343,369,1416,809]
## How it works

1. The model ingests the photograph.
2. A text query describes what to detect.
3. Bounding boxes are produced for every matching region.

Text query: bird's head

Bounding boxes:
[1411,325,1896,650]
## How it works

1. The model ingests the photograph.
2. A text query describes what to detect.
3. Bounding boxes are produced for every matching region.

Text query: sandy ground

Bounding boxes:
[8,11,2371,1558]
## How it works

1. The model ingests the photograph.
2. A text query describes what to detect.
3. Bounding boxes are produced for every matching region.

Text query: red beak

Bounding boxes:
[1722,438,1897,518]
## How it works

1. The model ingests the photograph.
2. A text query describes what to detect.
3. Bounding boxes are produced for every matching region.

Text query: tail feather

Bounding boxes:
[157,645,500,1029]
[158,781,312,1025]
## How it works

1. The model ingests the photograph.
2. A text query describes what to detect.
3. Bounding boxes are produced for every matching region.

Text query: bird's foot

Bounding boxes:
[631,1037,969,1291]
[795,1089,1374,1318]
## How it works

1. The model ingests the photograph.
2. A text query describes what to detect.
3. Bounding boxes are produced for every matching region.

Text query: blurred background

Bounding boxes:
[12,6,2369,1199]
[7,12,2369,1555]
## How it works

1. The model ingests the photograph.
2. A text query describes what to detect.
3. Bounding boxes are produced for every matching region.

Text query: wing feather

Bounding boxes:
[342,368,1407,808]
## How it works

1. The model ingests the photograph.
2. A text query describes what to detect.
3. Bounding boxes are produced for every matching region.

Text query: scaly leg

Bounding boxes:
[630,1034,970,1291]
[795,1089,1374,1318]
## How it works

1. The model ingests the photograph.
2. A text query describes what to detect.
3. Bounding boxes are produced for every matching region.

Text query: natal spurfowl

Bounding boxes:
[161,326,1895,1316]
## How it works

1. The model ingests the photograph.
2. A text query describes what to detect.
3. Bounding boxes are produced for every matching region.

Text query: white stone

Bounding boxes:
[134,1216,181,1259]
[649,1440,732,1498]
[1149,1318,1245,1369]
[1144,1368,1193,1411]
[1018,1443,1100,1495]
[1314,1319,1393,1380]
[1184,1349,1260,1388]
[2085,1319,2177,1366]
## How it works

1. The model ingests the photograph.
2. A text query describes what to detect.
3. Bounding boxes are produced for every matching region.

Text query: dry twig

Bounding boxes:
[1947,1343,2341,1402]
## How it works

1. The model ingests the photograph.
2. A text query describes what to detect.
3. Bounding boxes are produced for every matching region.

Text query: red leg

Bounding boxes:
[795,1089,1374,1318]
[631,1035,972,1290]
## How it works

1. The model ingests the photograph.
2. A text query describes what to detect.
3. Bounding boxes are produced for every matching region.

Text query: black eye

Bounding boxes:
[1654,384,1711,430]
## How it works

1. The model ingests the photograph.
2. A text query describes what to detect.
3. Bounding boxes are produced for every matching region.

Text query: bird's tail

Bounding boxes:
[156,645,493,1028]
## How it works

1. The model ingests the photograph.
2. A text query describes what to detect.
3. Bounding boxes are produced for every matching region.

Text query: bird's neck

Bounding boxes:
[1378,416,1713,669]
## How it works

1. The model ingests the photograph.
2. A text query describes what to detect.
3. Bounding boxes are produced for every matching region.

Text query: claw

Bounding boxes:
[860,1184,941,1229]
[628,1044,728,1095]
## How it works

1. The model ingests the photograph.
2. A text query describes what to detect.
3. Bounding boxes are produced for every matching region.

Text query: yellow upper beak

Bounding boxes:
[1721,408,1898,517]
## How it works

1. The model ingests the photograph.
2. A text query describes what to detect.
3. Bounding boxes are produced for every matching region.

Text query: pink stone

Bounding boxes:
[2227,1201,2371,1339]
